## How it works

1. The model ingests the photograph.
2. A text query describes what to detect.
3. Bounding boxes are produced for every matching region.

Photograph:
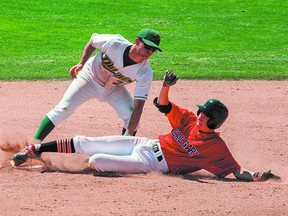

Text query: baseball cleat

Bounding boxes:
[12,145,39,166]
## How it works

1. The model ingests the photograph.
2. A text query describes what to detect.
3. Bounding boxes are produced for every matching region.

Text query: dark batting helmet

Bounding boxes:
[196,99,228,129]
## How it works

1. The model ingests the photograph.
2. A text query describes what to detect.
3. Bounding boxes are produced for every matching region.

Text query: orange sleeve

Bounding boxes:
[165,103,196,129]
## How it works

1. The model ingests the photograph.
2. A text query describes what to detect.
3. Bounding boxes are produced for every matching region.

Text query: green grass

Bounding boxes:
[0,0,287,80]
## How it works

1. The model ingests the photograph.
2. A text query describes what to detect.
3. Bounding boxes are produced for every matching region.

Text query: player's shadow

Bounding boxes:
[179,173,246,184]
[92,171,131,178]
[41,168,246,181]
[36,166,254,182]
[43,168,131,178]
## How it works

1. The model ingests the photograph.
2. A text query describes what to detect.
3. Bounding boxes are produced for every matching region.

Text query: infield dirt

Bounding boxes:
[0,80,287,215]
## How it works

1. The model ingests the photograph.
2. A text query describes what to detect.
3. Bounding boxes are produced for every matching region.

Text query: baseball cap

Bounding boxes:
[137,28,162,52]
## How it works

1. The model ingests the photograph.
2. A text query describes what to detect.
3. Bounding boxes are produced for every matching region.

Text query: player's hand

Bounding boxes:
[163,70,178,87]
[69,64,83,79]
[254,170,281,181]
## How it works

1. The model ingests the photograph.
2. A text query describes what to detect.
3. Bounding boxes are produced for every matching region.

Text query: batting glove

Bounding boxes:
[163,70,178,87]
[253,170,281,181]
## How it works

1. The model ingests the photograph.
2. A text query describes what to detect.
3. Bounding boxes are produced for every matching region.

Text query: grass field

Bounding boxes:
[0,0,287,80]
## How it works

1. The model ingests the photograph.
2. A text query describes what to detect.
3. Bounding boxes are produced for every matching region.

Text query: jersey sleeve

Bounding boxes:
[165,103,197,129]
[204,142,241,177]
[90,33,124,50]
[133,66,153,101]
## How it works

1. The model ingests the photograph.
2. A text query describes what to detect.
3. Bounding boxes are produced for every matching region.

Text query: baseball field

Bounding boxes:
[0,0,287,215]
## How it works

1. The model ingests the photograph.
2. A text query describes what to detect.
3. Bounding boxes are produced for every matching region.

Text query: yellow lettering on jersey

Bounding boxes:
[101,53,133,84]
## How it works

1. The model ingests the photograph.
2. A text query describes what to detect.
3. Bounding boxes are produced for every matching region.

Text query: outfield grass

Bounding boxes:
[0,0,287,80]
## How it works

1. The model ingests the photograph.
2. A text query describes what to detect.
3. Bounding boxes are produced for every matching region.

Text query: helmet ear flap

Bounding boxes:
[207,120,217,129]
[198,109,216,129]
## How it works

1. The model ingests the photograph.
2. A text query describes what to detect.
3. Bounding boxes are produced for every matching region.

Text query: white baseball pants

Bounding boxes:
[73,135,169,173]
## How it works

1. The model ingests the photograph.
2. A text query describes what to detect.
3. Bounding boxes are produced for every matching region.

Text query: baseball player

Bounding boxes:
[13,71,280,181]
[33,28,162,143]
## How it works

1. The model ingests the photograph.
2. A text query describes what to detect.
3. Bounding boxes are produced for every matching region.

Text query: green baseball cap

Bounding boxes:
[137,28,162,52]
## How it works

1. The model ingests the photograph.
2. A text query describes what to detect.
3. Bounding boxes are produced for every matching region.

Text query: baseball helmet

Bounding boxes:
[196,99,228,129]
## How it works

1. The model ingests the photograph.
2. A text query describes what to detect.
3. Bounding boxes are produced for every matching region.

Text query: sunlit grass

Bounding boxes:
[0,0,287,80]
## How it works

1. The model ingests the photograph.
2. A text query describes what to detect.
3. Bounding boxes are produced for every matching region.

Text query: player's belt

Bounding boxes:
[151,141,163,162]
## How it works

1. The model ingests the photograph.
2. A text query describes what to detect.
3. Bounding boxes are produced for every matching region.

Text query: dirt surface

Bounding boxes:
[0,80,287,216]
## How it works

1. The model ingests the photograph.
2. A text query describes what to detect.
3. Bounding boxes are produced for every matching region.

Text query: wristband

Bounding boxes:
[162,81,170,87]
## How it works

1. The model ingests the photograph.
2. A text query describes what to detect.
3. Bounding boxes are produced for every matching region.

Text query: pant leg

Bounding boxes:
[73,135,137,155]
[88,154,149,173]
[47,70,101,126]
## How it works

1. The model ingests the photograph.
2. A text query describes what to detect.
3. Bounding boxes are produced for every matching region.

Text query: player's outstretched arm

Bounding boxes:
[157,70,178,105]
[126,99,145,135]
[233,167,281,182]
[69,41,96,79]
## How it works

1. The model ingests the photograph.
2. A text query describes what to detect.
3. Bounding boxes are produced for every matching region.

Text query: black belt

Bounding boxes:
[152,142,163,162]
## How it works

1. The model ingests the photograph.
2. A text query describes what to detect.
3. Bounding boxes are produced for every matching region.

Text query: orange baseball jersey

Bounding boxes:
[158,103,240,177]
